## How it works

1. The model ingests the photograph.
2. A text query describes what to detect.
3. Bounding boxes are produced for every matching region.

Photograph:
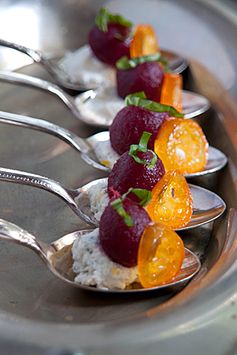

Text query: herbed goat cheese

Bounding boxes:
[72,228,138,290]
[87,180,109,221]
[58,44,116,87]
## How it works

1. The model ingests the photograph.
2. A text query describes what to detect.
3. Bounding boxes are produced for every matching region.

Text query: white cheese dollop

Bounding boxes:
[72,228,138,290]
[75,86,124,126]
[87,179,109,221]
[58,44,116,88]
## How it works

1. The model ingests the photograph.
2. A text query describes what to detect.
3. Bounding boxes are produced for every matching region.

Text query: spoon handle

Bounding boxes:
[0,166,82,217]
[0,110,89,154]
[0,218,44,253]
[0,70,78,115]
[0,39,42,62]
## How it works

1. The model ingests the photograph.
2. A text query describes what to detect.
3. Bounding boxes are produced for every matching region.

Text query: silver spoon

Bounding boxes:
[0,169,226,230]
[0,218,201,293]
[0,70,210,127]
[0,39,188,92]
[0,110,228,177]
[0,39,87,91]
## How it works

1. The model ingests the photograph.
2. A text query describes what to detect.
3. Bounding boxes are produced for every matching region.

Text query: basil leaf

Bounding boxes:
[111,198,133,227]
[138,131,151,151]
[130,188,152,207]
[129,131,158,168]
[95,8,109,32]
[125,93,184,118]
[116,53,169,70]
[95,8,132,32]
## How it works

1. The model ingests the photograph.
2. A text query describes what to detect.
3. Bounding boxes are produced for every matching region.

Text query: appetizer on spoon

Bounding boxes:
[0,169,226,230]
[0,8,188,92]
[0,70,209,127]
[0,218,200,293]
[0,110,227,177]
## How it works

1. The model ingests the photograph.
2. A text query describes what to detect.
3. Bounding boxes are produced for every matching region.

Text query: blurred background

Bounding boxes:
[0,0,237,93]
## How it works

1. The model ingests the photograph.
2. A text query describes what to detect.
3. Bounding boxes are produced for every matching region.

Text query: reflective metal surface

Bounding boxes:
[0,1,236,354]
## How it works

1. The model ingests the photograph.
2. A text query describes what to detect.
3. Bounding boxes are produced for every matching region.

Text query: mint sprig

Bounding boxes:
[125,92,184,118]
[95,8,133,32]
[116,53,169,70]
[129,131,158,168]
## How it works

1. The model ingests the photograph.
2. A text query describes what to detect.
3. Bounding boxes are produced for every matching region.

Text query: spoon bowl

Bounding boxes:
[0,70,210,127]
[0,111,228,177]
[0,219,201,293]
[0,170,226,230]
[0,39,188,92]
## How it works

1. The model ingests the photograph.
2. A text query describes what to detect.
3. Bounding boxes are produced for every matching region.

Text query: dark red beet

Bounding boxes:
[108,151,165,199]
[109,105,168,155]
[117,61,164,101]
[88,23,131,66]
[99,198,151,267]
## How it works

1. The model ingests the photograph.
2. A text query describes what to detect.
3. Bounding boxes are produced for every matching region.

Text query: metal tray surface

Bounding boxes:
[0,1,237,354]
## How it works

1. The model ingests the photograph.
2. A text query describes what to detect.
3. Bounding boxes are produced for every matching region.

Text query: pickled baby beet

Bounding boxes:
[89,23,131,66]
[108,150,165,199]
[109,105,168,155]
[116,61,164,100]
[99,197,151,267]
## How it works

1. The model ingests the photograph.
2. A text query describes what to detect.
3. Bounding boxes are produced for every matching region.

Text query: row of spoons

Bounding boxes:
[0,40,227,293]
[0,39,189,92]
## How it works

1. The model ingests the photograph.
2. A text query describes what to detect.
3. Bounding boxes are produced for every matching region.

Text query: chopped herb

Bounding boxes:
[111,198,133,227]
[111,187,152,226]
[116,52,169,70]
[129,131,158,168]
[130,188,152,207]
[95,8,133,32]
[125,92,184,118]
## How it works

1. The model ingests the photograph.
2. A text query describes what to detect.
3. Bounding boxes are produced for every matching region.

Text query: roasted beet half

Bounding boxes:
[108,151,165,199]
[117,61,164,100]
[99,197,151,267]
[109,105,168,155]
[88,23,131,66]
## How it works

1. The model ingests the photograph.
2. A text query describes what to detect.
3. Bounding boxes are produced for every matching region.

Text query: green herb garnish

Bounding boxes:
[125,92,184,118]
[129,131,158,168]
[111,187,152,227]
[111,198,133,227]
[95,8,133,33]
[130,188,152,207]
[116,53,169,70]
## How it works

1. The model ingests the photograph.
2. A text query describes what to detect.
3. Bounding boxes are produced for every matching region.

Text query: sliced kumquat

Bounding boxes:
[146,170,193,229]
[130,24,159,58]
[154,118,208,174]
[160,72,183,112]
[138,223,185,288]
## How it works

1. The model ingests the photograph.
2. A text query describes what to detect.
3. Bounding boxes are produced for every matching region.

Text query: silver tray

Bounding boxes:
[0,1,237,354]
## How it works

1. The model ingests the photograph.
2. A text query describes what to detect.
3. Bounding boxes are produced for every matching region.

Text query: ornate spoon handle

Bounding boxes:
[0,218,54,264]
[0,110,89,153]
[0,167,94,224]
[0,39,42,61]
[0,218,44,252]
[0,166,78,212]
[0,70,78,114]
